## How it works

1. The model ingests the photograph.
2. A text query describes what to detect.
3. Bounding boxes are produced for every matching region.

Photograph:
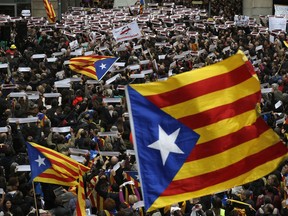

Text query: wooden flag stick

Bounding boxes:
[32,181,39,216]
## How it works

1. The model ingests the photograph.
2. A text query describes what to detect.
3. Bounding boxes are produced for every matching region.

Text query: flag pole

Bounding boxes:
[32,181,40,216]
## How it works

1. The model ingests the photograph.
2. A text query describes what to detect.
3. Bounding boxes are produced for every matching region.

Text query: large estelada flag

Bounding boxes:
[112,21,142,43]
[43,0,56,23]
[69,55,118,80]
[126,51,288,211]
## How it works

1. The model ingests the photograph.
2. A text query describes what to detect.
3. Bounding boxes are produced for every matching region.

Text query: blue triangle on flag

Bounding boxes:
[26,142,52,180]
[94,57,118,80]
[127,86,200,209]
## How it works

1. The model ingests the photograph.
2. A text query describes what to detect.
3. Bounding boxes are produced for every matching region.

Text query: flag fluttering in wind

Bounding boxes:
[69,55,118,80]
[26,142,90,215]
[43,0,56,23]
[126,50,288,211]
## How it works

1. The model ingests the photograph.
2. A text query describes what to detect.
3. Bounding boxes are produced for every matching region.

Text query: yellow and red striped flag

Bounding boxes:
[43,0,56,23]
[126,50,288,211]
[26,142,89,187]
[76,166,86,216]
[69,55,118,81]
[139,0,145,14]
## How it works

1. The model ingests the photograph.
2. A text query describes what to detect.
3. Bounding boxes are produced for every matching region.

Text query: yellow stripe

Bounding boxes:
[131,51,247,96]
[34,169,79,186]
[174,129,280,180]
[69,66,97,80]
[148,156,286,212]
[162,77,259,119]
[194,109,257,144]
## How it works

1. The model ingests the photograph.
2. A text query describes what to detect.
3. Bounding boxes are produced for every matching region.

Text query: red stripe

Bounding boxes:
[70,56,110,63]
[179,92,260,129]
[187,117,271,161]
[38,172,76,183]
[162,142,286,196]
[145,62,254,108]
[70,64,96,75]
[36,145,89,171]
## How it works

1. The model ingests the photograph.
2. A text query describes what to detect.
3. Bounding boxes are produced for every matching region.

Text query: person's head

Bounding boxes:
[267,174,279,187]
[281,163,288,175]
[128,194,138,205]
[104,198,116,211]
[240,189,251,201]
[3,199,12,211]
[212,196,222,209]
[110,156,118,165]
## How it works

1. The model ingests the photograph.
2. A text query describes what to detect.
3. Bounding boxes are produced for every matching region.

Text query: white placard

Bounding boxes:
[84,51,94,56]
[86,80,99,84]
[15,165,31,172]
[31,54,46,59]
[98,131,118,137]
[112,21,142,43]
[158,55,166,60]
[69,40,79,50]
[261,88,272,94]
[112,162,121,171]
[51,126,71,133]
[99,151,120,156]
[69,148,89,155]
[133,201,144,209]
[54,81,71,88]
[126,149,135,155]
[130,73,145,79]
[141,69,153,75]
[133,45,142,50]
[8,117,38,124]
[275,100,283,109]
[43,93,61,98]
[52,52,64,57]
[103,97,122,103]
[274,4,288,16]
[70,155,86,163]
[18,67,31,72]
[114,62,126,67]
[47,57,58,63]
[0,127,8,133]
[140,60,150,65]
[223,46,231,53]
[269,16,287,32]
[105,73,121,85]
[27,94,40,100]
[276,117,285,126]
[129,65,140,70]
[255,45,263,52]
[0,64,8,69]
[63,60,70,65]
[9,92,27,98]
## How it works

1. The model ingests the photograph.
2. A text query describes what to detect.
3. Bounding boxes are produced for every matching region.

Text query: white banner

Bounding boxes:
[112,21,142,43]
[269,16,287,31]
[275,4,288,16]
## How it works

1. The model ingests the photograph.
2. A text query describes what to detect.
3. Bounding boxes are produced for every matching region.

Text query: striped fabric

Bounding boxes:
[125,171,141,188]
[43,0,56,23]
[126,51,288,211]
[76,166,86,216]
[139,0,145,14]
[27,142,89,186]
[69,55,118,80]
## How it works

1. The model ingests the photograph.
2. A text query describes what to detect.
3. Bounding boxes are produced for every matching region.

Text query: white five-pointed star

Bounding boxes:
[148,125,184,165]
[100,63,106,70]
[35,155,46,167]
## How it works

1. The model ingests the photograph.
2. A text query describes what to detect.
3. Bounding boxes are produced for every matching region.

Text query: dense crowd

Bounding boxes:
[0,0,287,216]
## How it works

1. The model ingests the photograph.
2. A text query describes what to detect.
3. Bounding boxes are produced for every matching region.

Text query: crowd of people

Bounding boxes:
[0,0,287,215]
